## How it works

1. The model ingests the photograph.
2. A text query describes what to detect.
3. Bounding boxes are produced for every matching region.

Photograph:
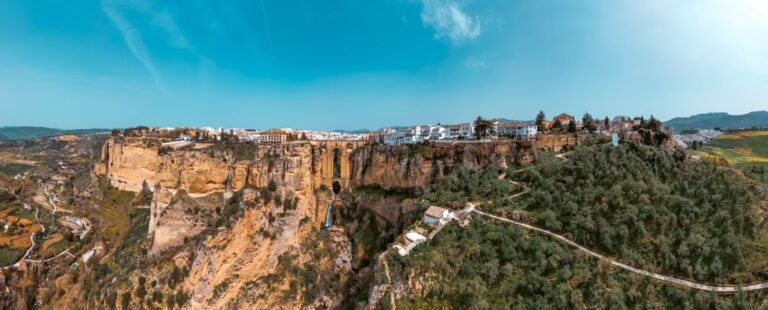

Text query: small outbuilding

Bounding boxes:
[422,206,450,225]
[405,231,427,243]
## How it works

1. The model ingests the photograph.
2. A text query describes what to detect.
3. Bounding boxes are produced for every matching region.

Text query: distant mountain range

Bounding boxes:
[664,111,768,132]
[496,118,533,124]
[0,126,109,140]
[332,129,373,134]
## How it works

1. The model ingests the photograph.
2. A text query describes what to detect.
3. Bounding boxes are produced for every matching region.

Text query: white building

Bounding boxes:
[422,206,450,225]
[428,125,450,140]
[458,123,475,140]
[177,134,192,142]
[382,121,486,145]
[496,122,538,139]
[405,231,427,243]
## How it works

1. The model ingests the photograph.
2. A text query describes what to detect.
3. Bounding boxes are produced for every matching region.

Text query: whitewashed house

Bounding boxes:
[458,123,475,140]
[497,122,538,139]
[428,125,450,140]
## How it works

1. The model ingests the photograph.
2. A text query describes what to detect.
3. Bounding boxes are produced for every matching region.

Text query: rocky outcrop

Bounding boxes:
[98,138,163,193]
[349,141,535,191]
[536,133,585,152]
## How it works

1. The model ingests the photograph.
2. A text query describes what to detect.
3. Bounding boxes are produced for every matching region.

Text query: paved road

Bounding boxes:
[473,209,768,292]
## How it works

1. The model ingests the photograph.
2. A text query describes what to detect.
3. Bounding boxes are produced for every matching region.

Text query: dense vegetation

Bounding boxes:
[384,143,768,308]
[0,163,34,176]
[391,217,768,309]
[507,144,768,284]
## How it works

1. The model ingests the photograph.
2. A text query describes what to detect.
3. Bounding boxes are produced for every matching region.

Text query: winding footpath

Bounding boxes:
[467,150,768,292]
[473,209,768,292]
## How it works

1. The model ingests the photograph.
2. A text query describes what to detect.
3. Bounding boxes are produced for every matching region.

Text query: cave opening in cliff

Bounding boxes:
[332,180,341,195]
[333,148,342,179]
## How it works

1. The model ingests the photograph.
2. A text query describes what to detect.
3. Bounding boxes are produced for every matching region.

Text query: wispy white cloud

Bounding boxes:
[101,2,164,89]
[150,11,191,49]
[419,0,482,44]
[465,56,487,69]
[259,0,275,59]
[119,0,192,50]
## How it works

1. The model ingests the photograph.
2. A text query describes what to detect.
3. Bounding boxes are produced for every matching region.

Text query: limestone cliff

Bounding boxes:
[93,138,535,308]
[349,141,535,191]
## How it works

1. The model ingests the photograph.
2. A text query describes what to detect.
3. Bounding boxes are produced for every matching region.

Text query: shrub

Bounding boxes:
[268,180,277,192]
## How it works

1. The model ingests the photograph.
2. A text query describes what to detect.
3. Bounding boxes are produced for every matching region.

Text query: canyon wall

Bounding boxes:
[93,138,535,308]
[349,141,535,190]
[97,138,535,195]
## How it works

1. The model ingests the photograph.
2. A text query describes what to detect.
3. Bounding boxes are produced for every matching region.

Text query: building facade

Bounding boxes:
[496,122,538,139]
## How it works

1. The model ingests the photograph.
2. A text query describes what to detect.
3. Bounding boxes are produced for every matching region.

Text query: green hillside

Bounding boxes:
[383,143,768,308]
[665,111,768,132]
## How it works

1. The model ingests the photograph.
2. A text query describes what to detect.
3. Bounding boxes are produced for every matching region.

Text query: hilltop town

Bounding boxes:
[0,110,766,309]
[116,112,670,149]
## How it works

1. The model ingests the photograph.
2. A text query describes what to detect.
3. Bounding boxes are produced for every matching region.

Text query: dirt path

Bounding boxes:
[469,151,768,292]
[473,209,768,292]
[1,190,80,269]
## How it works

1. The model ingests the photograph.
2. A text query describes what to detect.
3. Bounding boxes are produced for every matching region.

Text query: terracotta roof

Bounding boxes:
[425,206,448,218]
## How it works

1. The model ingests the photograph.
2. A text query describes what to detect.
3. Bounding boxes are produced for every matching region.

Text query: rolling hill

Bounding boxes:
[665,111,768,132]
[0,126,109,140]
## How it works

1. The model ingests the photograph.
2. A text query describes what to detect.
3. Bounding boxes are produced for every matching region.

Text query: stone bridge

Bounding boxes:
[311,140,369,190]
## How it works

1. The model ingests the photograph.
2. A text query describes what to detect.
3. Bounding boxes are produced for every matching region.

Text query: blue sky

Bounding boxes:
[0,0,766,130]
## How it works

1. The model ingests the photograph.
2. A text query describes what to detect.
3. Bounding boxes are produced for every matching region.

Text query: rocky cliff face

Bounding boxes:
[349,141,535,191]
[536,133,584,152]
[94,138,535,308]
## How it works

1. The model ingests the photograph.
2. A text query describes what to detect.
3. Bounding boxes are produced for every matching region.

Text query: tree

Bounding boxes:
[121,292,132,309]
[535,111,546,131]
[581,113,596,133]
[166,293,176,309]
[604,117,610,128]
[567,120,578,133]
[268,180,277,192]
[111,129,121,137]
[552,119,563,131]
[175,291,189,307]
[473,116,496,140]
[648,115,662,132]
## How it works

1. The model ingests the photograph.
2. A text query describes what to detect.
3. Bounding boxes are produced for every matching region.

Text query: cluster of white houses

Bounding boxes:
[139,112,658,147]
[381,121,539,145]
[152,127,371,143]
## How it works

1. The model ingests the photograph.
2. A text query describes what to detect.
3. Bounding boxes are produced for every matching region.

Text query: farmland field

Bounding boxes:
[0,163,34,176]
[0,247,24,266]
[694,130,768,184]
